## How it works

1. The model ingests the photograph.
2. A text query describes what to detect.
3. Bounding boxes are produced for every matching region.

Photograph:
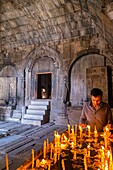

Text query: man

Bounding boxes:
[79,88,113,132]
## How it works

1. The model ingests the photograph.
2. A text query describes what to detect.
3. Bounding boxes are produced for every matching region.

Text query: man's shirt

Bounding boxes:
[79,101,113,132]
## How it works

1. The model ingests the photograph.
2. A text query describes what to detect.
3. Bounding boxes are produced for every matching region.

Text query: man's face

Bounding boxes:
[91,95,102,109]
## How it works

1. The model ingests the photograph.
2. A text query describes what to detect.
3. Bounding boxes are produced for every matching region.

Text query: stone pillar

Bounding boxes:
[17,76,24,109]
[55,75,69,125]
[25,69,31,106]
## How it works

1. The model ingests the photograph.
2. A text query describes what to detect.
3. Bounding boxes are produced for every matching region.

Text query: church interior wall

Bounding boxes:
[0,0,113,124]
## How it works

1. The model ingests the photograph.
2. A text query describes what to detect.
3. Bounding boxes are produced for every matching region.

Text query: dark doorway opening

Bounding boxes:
[37,73,52,99]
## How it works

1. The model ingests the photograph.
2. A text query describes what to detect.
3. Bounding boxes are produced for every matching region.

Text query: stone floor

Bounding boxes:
[0,107,112,170]
[0,121,67,170]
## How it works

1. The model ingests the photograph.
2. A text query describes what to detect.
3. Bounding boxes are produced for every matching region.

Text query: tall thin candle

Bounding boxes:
[32,149,34,168]
[87,125,90,137]
[6,154,9,170]
[43,140,46,159]
[79,125,82,139]
[68,124,70,135]
[61,159,65,170]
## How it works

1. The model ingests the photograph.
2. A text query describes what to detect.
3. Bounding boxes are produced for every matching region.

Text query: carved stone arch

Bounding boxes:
[0,63,19,107]
[23,45,62,72]
[67,48,113,106]
[0,63,18,76]
[68,48,113,74]
[24,45,63,108]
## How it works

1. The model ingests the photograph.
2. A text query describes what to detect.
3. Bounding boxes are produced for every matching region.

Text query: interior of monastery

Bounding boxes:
[0,0,113,169]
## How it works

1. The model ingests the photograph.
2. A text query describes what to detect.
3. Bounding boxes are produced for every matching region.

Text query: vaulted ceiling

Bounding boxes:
[0,0,113,52]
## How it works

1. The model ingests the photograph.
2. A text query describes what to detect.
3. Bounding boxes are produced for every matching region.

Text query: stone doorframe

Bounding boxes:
[23,45,64,119]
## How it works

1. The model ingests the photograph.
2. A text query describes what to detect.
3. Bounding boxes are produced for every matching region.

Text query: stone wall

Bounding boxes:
[0,0,113,123]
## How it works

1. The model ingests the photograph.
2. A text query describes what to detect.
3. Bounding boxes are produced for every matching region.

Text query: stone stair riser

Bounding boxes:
[26,110,46,114]
[31,100,50,105]
[21,119,42,126]
[24,114,44,120]
[28,105,48,110]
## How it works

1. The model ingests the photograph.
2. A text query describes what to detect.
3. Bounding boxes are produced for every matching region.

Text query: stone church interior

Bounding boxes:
[0,0,113,169]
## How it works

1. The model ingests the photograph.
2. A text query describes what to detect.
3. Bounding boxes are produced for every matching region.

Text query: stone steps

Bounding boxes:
[28,105,48,110]
[10,110,22,122]
[24,113,44,120]
[5,117,21,122]
[22,100,50,126]
[31,100,49,105]
[21,118,42,126]
[26,109,46,114]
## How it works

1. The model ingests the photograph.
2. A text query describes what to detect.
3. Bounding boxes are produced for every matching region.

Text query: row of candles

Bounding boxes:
[8,124,113,170]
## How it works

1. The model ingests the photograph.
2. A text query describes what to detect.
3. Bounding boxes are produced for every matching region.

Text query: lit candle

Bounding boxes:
[64,135,68,142]
[94,125,98,138]
[87,144,90,157]
[74,133,77,148]
[84,148,87,170]
[79,125,82,139]
[87,125,90,137]
[84,148,87,157]
[54,152,57,164]
[84,155,87,170]
[105,126,109,132]
[109,149,113,170]
[104,160,108,170]
[58,147,61,160]
[104,133,107,148]
[61,159,65,170]
[54,130,57,142]
[72,125,74,136]
[36,159,40,168]
[50,143,53,159]
[48,162,51,170]
[43,140,46,159]
[107,150,110,159]
[46,138,49,153]
[71,142,74,149]
[5,154,9,170]
[68,124,70,135]
[56,134,60,147]
[75,124,77,134]
[73,150,76,160]
[32,149,34,168]
[101,146,105,165]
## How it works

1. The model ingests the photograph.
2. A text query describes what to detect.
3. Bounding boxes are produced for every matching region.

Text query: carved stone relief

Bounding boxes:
[86,66,108,102]
[0,77,17,106]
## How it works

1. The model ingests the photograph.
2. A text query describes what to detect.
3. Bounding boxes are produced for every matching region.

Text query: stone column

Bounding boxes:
[55,75,69,125]
[17,76,24,109]
[25,69,31,106]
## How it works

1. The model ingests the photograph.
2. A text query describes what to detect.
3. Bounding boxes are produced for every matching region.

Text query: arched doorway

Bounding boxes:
[69,53,113,107]
[36,72,52,99]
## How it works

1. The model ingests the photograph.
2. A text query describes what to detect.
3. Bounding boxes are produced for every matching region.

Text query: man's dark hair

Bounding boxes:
[91,88,103,97]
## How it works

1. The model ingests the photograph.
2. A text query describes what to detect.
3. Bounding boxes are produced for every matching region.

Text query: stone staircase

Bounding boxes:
[21,100,50,126]
[0,106,22,122]
[9,110,22,122]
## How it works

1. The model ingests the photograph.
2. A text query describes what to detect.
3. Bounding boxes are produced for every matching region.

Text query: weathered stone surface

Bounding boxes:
[0,0,113,124]
[0,121,67,170]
